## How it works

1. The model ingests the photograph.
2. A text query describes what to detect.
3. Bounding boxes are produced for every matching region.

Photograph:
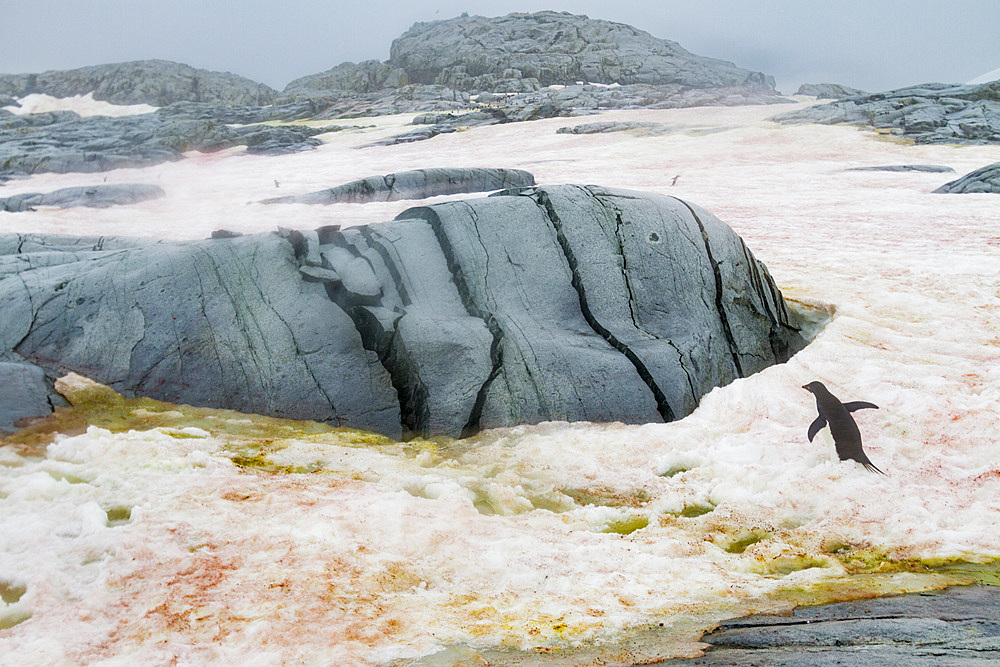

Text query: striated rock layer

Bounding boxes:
[0,186,806,438]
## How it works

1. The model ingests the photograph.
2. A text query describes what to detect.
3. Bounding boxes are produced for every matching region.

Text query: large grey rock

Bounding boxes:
[279,11,789,119]
[389,11,776,92]
[653,585,1000,666]
[0,60,277,106]
[795,83,867,99]
[0,186,806,438]
[0,184,165,212]
[0,232,400,436]
[933,161,1000,193]
[773,81,1000,144]
[0,361,50,433]
[262,168,535,205]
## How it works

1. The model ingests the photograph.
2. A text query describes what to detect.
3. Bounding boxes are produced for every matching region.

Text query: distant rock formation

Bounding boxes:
[388,11,776,91]
[932,162,1000,193]
[280,11,788,115]
[795,83,867,99]
[0,60,277,107]
[844,165,954,173]
[261,168,535,205]
[772,81,1000,144]
[0,184,165,212]
[0,105,326,182]
[0,186,806,438]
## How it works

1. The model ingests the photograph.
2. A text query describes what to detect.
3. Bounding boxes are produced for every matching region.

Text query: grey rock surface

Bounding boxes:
[262,168,535,205]
[0,60,277,106]
[0,106,325,182]
[773,81,1000,144]
[845,164,954,173]
[0,186,805,438]
[653,585,1000,665]
[0,184,165,212]
[795,83,867,99]
[0,361,51,433]
[933,161,1000,193]
[388,11,775,92]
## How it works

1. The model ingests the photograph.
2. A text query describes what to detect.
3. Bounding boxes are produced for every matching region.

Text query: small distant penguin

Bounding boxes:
[274,179,280,188]
[802,381,884,474]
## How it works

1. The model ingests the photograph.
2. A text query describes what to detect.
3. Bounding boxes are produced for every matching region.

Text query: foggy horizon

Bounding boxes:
[4,0,999,96]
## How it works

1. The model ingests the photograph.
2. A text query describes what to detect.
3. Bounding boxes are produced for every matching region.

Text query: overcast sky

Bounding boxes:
[3,1,998,94]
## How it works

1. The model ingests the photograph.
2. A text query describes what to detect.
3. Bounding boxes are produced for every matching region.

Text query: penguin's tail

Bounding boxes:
[862,460,886,476]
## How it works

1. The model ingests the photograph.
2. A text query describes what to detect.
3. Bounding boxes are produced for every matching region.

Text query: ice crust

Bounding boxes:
[1,102,999,663]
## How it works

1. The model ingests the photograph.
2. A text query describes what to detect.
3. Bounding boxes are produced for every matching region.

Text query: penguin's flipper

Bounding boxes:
[807,415,826,442]
[843,401,879,412]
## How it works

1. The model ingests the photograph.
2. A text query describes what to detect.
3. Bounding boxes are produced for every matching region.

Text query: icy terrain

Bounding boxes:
[1,99,999,664]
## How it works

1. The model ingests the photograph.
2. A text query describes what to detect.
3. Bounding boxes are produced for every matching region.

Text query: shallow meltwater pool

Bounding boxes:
[2,102,1000,664]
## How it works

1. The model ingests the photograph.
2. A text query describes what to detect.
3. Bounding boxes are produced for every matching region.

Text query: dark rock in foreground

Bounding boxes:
[933,162,1000,193]
[772,81,1000,144]
[845,165,954,173]
[261,168,535,205]
[0,186,805,438]
[653,585,1000,666]
[0,184,165,212]
[795,83,867,99]
[0,60,277,107]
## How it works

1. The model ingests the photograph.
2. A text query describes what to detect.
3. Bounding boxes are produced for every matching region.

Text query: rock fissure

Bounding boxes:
[531,188,677,423]
[673,197,745,378]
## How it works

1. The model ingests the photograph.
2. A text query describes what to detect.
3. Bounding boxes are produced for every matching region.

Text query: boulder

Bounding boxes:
[0,60,277,107]
[261,168,536,205]
[0,186,806,438]
[0,184,165,212]
[773,81,1000,144]
[932,162,1000,193]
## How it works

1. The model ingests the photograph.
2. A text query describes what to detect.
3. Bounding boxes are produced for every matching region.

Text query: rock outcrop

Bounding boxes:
[0,184,165,212]
[0,361,51,433]
[262,168,535,205]
[933,162,1000,193]
[0,106,326,182]
[773,81,1000,144]
[387,11,775,91]
[0,60,277,107]
[0,186,806,438]
[795,83,867,99]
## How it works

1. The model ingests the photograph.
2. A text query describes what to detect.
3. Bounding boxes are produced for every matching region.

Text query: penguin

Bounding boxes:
[802,381,884,475]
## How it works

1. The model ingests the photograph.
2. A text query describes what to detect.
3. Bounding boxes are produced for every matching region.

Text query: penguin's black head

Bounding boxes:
[802,381,826,394]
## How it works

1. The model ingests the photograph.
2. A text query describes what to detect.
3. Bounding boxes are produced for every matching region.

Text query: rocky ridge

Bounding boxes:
[773,81,1000,144]
[0,186,806,438]
[0,59,277,107]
